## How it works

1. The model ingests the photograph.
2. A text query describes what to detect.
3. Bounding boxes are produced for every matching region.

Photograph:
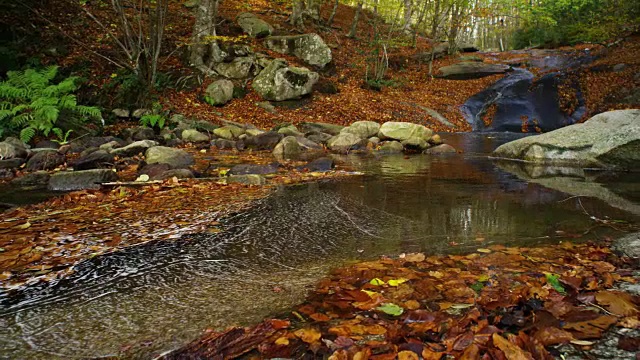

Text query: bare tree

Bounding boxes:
[347,1,364,38]
[402,0,414,33]
[290,0,305,27]
[328,0,340,26]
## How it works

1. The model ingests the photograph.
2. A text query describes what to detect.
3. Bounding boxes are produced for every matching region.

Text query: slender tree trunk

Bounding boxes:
[327,0,339,25]
[373,0,379,17]
[402,0,413,33]
[347,1,363,38]
[290,0,305,27]
[412,0,429,47]
[190,0,221,73]
[431,0,441,39]
[306,0,321,20]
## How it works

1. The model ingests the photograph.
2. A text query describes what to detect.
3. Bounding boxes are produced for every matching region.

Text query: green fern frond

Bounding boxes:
[75,105,101,119]
[52,127,63,139]
[20,127,36,143]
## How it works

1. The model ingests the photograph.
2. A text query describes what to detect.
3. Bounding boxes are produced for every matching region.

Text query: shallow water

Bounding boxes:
[0,133,638,359]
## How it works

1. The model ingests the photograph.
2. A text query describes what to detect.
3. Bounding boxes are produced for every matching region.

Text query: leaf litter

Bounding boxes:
[167,241,640,359]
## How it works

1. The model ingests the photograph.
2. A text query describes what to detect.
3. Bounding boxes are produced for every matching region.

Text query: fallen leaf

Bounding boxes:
[492,333,533,360]
[595,291,639,316]
[376,303,404,316]
[398,350,420,360]
[294,328,321,344]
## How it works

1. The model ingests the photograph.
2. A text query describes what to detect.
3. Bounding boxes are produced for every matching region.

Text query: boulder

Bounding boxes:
[341,121,380,139]
[230,163,279,175]
[424,144,457,154]
[205,80,234,106]
[11,171,50,188]
[613,232,640,260]
[0,140,28,160]
[151,169,195,181]
[438,62,511,80]
[327,132,366,153]
[273,136,301,160]
[112,108,130,118]
[26,150,65,171]
[214,57,254,79]
[378,122,433,142]
[277,125,304,137]
[428,134,443,145]
[243,131,283,150]
[252,59,319,101]
[377,141,404,153]
[34,140,60,149]
[131,126,156,141]
[138,163,171,178]
[306,131,333,144]
[213,139,238,150]
[73,150,114,170]
[48,169,119,191]
[69,136,125,154]
[296,136,322,151]
[401,137,429,151]
[145,146,195,169]
[227,174,266,186]
[299,122,344,135]
[492,110,640,170]
[237,13,273,38]
[0,158,24,169]
[132,109,151,119]
[181,129,210,143]
[111,140,158,157]
[214,125,244,140]
[265,34,332,68]
[256,101,277,113]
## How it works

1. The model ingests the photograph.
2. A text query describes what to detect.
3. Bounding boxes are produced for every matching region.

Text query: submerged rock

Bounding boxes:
[493,110,640,170]
[229,163,279,175]
[273,136,302,160]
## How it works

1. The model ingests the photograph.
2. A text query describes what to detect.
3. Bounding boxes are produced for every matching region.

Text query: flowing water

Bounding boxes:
[0,133,638,359]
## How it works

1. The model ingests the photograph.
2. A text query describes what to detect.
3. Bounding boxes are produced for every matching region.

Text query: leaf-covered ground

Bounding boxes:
[167,241,639,359]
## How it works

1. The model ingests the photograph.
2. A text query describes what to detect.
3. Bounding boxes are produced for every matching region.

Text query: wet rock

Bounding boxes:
[145,146,195,169]
[377,141,404,153]
[132,109,151,119]
[0,158,24,169]
[378,122,433,142]
[461,68,586,132]
[424,144,457,154]
[277,125,304,137]
[11,171,50,188]
[327,132,366,153]
[34,140,60,149]
[401,137,429,151]
[612,232,640,260]
[243,131,283,150]
[341,121,381,139]
[48,169,119,191]
[69,136,125,154]
[428,134,443,145]
[205,79,234,106]
[214,125,244,140]
[493,110,640,170]
[73,150,114,170]
[212,139,238,150]
[26,150,65,171]
[368,136,381,145]
[296,136,323,151]
[237,13,273,38]
[297,157,333,172]
[437,62,511,80]
[152,169,195,181]
[230,163,279,175]
[252,59,319,101]
[0,140,28,160]
[273,136,301,159]
[299,121,344,135]
[131,126,156,141]
[306,131,333,144]
[111,140,158,157]
[264,34,332,68]
[138,163,171,178]
[227,174,266,185]
[181,129,210,143]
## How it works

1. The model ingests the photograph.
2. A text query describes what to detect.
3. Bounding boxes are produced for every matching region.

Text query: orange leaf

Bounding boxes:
[492,333,533,360]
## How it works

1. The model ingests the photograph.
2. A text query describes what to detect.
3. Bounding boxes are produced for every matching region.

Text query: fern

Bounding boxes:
[140,113,166,129]
[0,66,101,144]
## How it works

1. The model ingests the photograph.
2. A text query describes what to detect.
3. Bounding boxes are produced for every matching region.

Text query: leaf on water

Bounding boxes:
[402,253,426,262]
[595,291,639,316]
[545,273,566,294]
[477,248,492,253]
[376,303,404,316]
[388,278,409,286]
[370,278,385,286]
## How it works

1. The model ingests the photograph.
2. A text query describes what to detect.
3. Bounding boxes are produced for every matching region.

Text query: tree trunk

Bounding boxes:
[402,0,413,33]
[347,1,363,38]
[305,0,321,20]
[290,0,305,28]
[190,0,221,73]
[327,0,339,26]
[430,0,441,39]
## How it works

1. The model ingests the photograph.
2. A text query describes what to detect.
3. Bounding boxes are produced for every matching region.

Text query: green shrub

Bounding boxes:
[139,102,166,129]
[0,66,101,143]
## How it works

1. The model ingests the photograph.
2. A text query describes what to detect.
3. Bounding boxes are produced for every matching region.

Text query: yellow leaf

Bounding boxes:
[275,337,290,346]
[388,278,409,286]
[370,278,385,286]
[294,328,321,344]
[14,222,31,230]
[361,290,377,297]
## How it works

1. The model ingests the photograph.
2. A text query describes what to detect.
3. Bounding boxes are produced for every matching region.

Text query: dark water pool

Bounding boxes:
[0,133,637,359]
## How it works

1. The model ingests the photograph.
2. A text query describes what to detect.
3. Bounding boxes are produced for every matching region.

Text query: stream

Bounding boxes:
[0,133,638,359]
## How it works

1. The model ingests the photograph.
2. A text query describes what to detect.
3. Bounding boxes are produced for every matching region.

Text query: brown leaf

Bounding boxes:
[492,334,534,360]
[459,344,481,360]
[595,291,639,316]
[563,315,618,339]
[398,350,420,360]
[532,327,574,346]
[294,328,321,344]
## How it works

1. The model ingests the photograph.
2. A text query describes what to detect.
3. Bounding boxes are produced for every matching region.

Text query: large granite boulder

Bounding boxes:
[265,34,332,68]
[237,13,273,38]
[327,132,366,153]
[243,131,283,150]
[214,57,255,79]
[493,110,640,170]
[145,146,195,169]
[299,122,344,135]
[340,121,380,139]
[438,62,511,80]
[25,150,65,171]
[0,140,28,160]
[111,140,158,157]
[73,150,115,170]
[272,136,301,160]
[252,59,318,101]
[205,79,234,106]
[48,169,119,191]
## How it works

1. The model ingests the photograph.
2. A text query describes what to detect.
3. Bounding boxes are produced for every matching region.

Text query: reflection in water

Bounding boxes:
[0,133,637,359]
